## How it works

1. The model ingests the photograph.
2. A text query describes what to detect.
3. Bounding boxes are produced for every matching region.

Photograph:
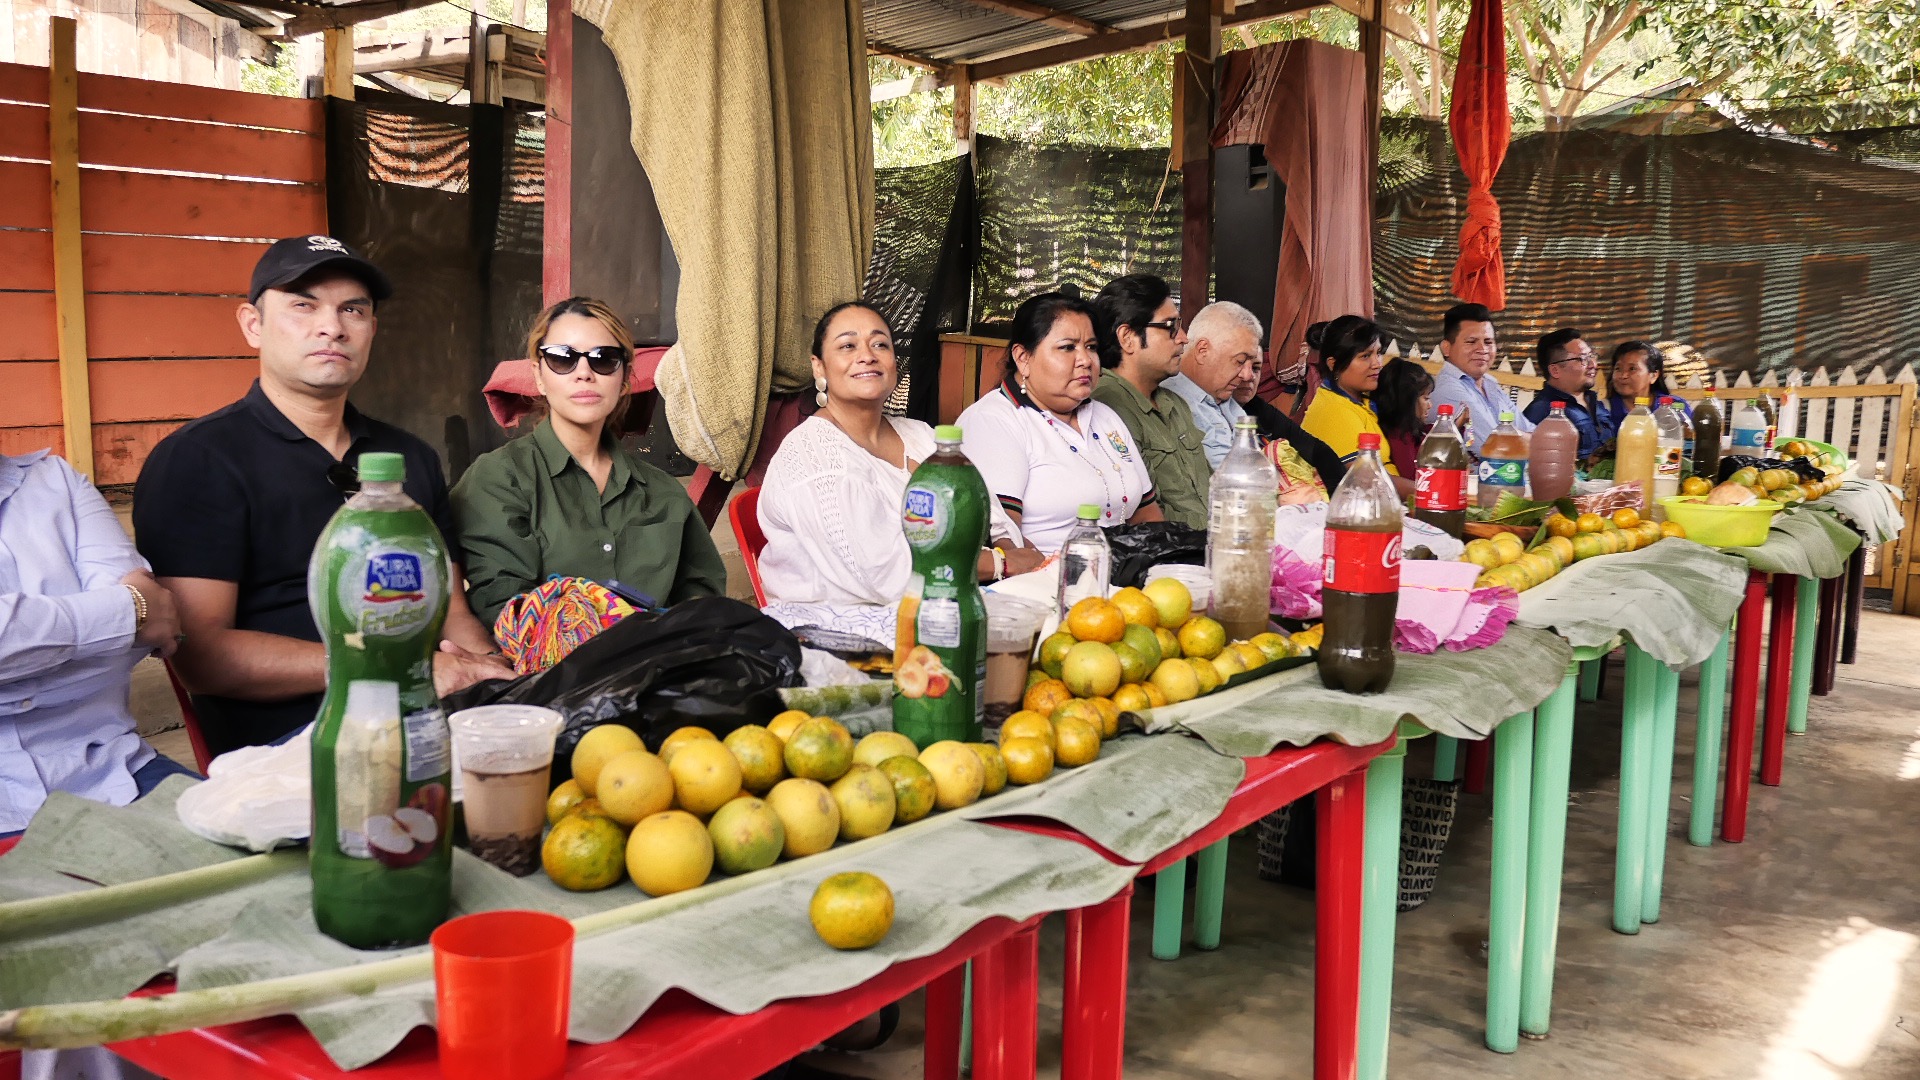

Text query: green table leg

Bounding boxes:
[1194,839,1228,951]
[1689,629,1731,847]
[1359,742,1406,1080]
[1432,735,1459,782]
[1614,647,1657,934]
[1788,575,1819,735]
[1152,859,1186,960]
[1578,657,1603,702]
[1519,664,1578,1038]
[1485,711,1535,1054]
[1641,660,1680,924]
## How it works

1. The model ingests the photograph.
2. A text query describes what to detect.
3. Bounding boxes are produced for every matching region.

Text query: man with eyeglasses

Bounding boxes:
[1522,327,1615,460]
[1090,273,1213,528]
[133,237,510,757]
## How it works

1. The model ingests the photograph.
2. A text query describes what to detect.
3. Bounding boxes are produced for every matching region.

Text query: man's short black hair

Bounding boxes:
[1536,327,1584,370]
[1092,273,1173,370]
[1443,302,1495,342]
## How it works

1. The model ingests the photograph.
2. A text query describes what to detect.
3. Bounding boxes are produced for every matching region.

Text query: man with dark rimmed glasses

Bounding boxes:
[133,236,510,756]
[1523,327,1615,461]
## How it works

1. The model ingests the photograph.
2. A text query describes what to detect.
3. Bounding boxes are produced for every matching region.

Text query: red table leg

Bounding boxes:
[924,962,966,1080]
[1813,572,1841,696]
[1722,570,1768,842]
[1062,885,1132,1080]
[1760,573,1798,786]
[972,925,1040,1080]
[1463,738,1491,795]
[1315,770,1365,1080]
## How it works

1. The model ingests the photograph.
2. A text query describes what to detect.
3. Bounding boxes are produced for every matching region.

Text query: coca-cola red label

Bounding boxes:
[1413,467,1468,511]
[1323,528,1402,594]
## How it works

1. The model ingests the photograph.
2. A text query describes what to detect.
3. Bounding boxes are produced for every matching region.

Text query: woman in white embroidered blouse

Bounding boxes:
[757,303,1042,641]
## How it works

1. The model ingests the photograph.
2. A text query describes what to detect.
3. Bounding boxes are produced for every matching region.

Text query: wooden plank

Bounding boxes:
[544,0,572,304]
[51,17,94,479]
[0,103,324,183]
[0,293,253,361]
[0,358,255,427]
[952,65,975,153]
[958,0,1109,36]
[969,0,1324,80]
[0,162,324,234]
[0,61,50,105]
[1674,384,1904,402]
[1179,0,1222,322]
[324,27,356,101]
[0,233,268,295]
[77,69,322,133]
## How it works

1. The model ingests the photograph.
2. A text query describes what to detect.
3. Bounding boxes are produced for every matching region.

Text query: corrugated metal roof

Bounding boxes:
[864,0,1186,65]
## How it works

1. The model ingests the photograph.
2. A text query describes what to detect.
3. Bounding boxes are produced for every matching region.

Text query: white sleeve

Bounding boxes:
[957,400,1030,522]
[757,432,911,606]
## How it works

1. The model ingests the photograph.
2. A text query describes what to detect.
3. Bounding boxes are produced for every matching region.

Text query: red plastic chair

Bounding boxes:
[162,660,214,773]
[728,487,769,606]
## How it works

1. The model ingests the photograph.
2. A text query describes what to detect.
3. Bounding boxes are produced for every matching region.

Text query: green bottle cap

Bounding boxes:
[1077,503,1100,519]
[356,452,405,483]
[1499,411,1515,422]
[933,424,963,442]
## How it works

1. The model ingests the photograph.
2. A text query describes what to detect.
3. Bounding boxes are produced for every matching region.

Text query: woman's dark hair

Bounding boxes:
[1306,314,1384,383]
[810,300,893,359]
[1008,291,1098,359]
[1608,340,1672,402]
[1373,358,1435,441]
[1091,273,1173,370]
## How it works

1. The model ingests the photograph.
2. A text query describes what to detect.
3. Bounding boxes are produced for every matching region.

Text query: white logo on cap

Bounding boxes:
[306,236,348,254]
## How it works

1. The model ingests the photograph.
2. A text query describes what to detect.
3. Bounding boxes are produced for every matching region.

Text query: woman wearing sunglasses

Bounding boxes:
[451,297,726,627]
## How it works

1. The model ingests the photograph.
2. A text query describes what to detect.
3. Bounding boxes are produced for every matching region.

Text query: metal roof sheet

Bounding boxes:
[864,0,1186,65]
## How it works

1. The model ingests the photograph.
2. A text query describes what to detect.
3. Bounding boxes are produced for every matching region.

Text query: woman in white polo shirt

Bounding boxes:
[958,292,1162,555]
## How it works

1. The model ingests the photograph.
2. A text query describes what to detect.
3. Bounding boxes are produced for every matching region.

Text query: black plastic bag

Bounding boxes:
[1105,521,1208,588]
[440,596,803,785]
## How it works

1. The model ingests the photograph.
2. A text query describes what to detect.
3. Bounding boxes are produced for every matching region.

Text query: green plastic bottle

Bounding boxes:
[307,451,455,949]
[892,425,989,749]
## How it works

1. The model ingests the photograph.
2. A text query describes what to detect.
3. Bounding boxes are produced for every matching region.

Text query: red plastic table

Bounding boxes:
[983,737,1393,1080]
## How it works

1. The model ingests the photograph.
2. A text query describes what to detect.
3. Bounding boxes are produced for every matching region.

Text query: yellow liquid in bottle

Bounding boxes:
[1614,408,1659,515]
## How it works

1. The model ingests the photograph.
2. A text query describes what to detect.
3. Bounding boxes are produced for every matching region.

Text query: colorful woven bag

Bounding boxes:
[493,576,639,675]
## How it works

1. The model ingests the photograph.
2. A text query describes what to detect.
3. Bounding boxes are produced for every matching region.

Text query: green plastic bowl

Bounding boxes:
[1658,495,1779,547]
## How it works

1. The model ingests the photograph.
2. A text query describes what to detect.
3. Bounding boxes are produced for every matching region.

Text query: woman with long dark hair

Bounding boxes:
[1298,315,1415,496]
[1372,358,1436,480]
[1606,340,1689,425]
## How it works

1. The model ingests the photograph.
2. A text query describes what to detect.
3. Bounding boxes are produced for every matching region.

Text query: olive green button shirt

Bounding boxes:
[1092,370,1212,529]
[451,419,727,626]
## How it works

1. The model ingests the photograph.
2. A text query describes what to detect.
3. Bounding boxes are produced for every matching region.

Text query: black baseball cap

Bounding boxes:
[248,235,394,306]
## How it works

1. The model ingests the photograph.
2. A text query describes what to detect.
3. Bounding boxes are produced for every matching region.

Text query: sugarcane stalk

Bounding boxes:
[0,850,307,944]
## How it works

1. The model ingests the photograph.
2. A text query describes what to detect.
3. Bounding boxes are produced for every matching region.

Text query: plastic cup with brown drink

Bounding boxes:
[449,705,564,876]
[982,594,1049,731]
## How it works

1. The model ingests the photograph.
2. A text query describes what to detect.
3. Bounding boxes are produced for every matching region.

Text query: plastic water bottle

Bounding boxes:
[1475,412,1529,507]
[1207,418,1279,642]
[1653,397,1687,516]
[1528,401,1580,502]
[1615,398,1658,515]
[1055,504,1111,617]
[1731,399,1768,452]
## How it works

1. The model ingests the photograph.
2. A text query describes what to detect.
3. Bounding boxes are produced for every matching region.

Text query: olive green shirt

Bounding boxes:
[1092,369,1212,529]
[451,419,727,625]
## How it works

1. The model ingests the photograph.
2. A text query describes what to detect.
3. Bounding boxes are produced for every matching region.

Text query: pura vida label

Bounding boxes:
[902,486,946,547]
[333,545,445,639]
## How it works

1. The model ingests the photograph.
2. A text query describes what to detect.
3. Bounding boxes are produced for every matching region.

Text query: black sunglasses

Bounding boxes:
[1140,318,1181,337]
[327,462,360,498]
[538,344,628,377]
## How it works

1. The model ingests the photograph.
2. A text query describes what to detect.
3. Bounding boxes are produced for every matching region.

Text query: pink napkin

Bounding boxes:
[1270,550,1518,654]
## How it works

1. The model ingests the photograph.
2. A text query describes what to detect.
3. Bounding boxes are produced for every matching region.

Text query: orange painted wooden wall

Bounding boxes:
[0,61,324,485]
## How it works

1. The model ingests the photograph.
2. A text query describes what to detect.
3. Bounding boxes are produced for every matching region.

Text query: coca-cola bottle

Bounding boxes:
[1318,433,1401,694]
[1412,404,1468,539]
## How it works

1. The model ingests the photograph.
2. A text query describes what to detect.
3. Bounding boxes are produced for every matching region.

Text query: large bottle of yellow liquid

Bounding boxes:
[1614,397,1659,516]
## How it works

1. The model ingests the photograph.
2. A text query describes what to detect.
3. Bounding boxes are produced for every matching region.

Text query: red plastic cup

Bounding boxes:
[431,910,574,1080]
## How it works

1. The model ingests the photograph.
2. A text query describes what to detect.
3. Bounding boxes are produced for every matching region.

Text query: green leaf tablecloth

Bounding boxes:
[1514,539,1748,670]
[1722,507,1861,579]
[1807,480,1903,546]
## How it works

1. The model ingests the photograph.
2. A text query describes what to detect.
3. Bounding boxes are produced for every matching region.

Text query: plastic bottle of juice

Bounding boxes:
[1055,505,1110,616]
[1208,418,1280,641]
[1476,412,1529,507]
[893,425,989,749]
[1318,433,1401,694]
[309,452,453,949]
[1412,404,1468,539]
[1528,402,1580,502]
[1652,397,1687,516]
[1615,397,1659,515]
[1731,398,1768,453]
[1692,395,1724,481]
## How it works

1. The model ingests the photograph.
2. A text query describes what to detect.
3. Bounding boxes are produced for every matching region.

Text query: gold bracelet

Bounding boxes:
[124,583,148,630]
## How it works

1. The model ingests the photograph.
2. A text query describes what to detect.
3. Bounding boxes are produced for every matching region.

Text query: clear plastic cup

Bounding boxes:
[983,594,1050,729]
[448,705,563,876]
[433,909,573,1079]
[1147,563,1213,617]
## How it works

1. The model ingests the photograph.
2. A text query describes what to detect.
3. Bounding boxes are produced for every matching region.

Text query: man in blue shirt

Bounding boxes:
[1427,302,1531,455]
[1523,328,1615,460]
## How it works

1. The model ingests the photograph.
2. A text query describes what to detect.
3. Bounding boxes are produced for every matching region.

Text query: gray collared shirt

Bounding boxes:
[1163,374,1248,468]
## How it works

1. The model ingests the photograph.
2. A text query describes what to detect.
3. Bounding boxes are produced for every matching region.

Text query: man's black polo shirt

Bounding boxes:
[133,380,463,756]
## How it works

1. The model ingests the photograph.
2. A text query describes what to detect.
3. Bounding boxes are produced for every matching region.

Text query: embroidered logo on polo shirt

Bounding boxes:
[1104,431,1134,460]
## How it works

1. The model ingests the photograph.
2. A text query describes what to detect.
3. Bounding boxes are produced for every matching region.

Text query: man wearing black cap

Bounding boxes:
[133,236,511,756]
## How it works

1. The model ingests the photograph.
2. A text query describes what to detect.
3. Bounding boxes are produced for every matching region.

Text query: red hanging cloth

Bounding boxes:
[1448,0,1510,309]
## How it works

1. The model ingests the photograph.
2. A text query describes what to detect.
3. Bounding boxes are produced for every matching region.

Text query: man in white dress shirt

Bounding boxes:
[1427,302,1532,455]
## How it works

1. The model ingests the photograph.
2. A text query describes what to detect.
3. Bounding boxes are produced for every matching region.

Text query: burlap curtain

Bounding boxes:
[1213,39,1373,390]
[574,0,874,479]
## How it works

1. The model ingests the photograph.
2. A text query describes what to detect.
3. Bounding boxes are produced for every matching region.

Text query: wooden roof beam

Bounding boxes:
[959,0,1110,37]
[867,42,951,76]
[968,0,1328,81]
[279,0,447,38]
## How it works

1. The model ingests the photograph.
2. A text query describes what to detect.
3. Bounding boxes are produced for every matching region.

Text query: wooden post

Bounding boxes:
[323,26,355,99]
[48,17,93,479]
[1179,0,1223,321]
[1360,0,1383,199]
[952,65,976,154]
[543,0,572,303]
